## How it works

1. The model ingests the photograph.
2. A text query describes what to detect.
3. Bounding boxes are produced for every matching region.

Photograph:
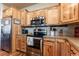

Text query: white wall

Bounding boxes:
[0,3,3,49]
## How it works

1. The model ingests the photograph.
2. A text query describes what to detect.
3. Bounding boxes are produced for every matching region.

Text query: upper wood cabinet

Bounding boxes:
[20,10,27,26]
[35,10,47,17]
[3,8,12,17]
[46,6,60,25]
[27,12,33,26]
[60,3,79,24]
[3,7,21,20]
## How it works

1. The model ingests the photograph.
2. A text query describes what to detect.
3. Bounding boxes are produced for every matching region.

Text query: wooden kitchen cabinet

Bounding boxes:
[58,39,68,56]
[16,35,27,52]
[43,38,71,56]
[27,12,32,26]
[3,8,12,17]
[65,41,71,56]
[43,40,55,56]
[70,45,79,56]
[20,36,27,52]
[35,10,47,17]
[12,8,18,19]
[56,39,68,56]
[3,7,21,20]
[15,10,21,21]
[46,6,60,25]
[30,11,36,18]
[43,37,79,56]
[16,36,21,51]
[20,10,27,26]
[26,9,47,26]
[60,3,79,24]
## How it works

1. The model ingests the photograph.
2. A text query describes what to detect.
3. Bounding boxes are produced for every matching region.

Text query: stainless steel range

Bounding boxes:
[26,27,47,56]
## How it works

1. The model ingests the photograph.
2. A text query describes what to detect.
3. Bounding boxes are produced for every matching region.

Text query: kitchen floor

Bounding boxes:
[0,50,26,56]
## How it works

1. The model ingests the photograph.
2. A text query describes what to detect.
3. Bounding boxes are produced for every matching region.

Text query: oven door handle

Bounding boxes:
[40,39,43,55]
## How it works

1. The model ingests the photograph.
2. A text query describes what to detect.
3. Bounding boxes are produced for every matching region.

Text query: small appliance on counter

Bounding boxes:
[22,28,28,34]
[59,29,63,36]
[50,27,57,37]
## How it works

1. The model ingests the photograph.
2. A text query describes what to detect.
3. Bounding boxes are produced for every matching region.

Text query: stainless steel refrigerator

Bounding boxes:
[1,17,12,52]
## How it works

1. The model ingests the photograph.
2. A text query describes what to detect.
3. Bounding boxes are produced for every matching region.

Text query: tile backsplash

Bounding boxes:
[24,24,79,37]
[25,27,68,36]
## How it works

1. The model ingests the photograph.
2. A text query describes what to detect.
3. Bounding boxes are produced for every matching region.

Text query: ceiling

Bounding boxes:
[3,3,36,9]
[24,3,59,11]
[3,3,59,11]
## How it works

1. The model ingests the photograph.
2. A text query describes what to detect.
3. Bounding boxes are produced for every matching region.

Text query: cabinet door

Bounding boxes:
[43,45,54,56]
[3,8,13,17]
[60,3,78,23]
[16,36,21,50]
[21,10,27,26]
[60,42,67,56]
[12,8,18,19]
[39,10,47,17]
[17,10,21,20]
[3,7,20,19]
[27,13,32,26]
[57,39,67,56]
[70,46,79,56]
[30,12,36,18]
[43,41,55,56]
[21,36,27,52]
[46,6,59,25]
[65,41,71,56]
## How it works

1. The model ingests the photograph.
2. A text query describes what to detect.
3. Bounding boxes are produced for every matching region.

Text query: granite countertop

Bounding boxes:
[66,37,79,51]
[44,36,79,51]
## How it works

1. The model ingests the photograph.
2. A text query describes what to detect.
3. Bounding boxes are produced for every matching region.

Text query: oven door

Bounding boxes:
[27,37,42,50]
[27,37,43,56]
[33,38,42,49]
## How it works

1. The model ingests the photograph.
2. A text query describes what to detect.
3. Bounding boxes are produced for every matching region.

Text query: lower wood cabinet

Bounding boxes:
[16,36,21,51]
[57,39,68,56]
[20,36,27,52]
[43,38,79,56]
[43,40,56,56]
[43,38,66,56]
[65,41,71,56]
[16,35,27,52]
[70,46,79,56]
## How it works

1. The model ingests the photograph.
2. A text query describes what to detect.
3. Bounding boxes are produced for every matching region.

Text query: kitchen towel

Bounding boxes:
[27,37,34,46]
